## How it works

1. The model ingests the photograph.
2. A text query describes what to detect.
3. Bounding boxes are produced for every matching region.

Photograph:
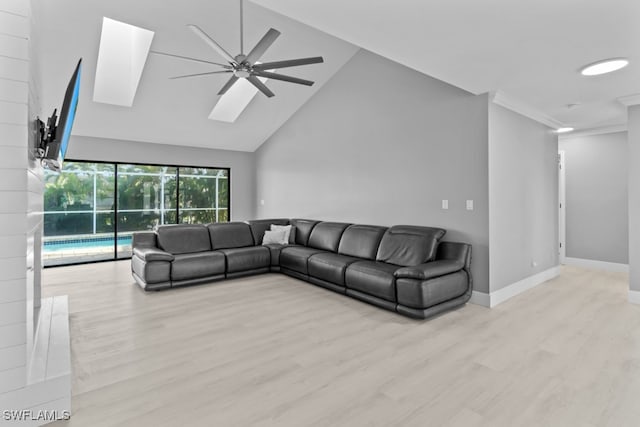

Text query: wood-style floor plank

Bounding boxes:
[42,262,640,426]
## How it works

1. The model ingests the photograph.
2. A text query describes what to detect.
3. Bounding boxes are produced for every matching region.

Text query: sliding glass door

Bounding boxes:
[44,162,115,266]
[117,164,178,258]
[43,160,230,266]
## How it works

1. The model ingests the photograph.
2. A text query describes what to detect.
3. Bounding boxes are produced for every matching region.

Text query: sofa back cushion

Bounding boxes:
[156,224,211,255]
[246,218,290,245]
[338,224,387,260]
[307,222,351,252]
[290,219,320,246]
[376,225,446,266]
[208,222,255,250]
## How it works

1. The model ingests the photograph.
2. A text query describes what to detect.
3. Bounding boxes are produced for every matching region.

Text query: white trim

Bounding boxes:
[489,266,561,307]
[628,290,640,304]
[618,93,640,107]
[469,266,561,308]
[559,124,627,140]
[491,90,563,129]
[558,150,566,263]
[563,257,629,273]
[469,291,490,307]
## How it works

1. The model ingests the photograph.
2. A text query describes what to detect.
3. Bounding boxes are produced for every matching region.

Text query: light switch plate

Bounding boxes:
[466,200,473,210]
[442,200,448,210]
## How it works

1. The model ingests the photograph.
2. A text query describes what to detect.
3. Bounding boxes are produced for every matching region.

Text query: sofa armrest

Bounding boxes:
[132,231,158,249]
[133,247,174,262]
[394,259,465,280]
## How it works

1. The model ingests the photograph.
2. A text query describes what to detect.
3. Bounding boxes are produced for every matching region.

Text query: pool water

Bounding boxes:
[44,236,132,252]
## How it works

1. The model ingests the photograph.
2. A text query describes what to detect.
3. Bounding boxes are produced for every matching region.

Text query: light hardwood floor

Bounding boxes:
[43,262,640,427]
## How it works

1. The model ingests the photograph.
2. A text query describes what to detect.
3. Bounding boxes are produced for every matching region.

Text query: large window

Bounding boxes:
[44,160,230,266]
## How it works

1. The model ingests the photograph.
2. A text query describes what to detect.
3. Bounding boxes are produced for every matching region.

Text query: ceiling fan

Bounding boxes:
[150,0,324,98]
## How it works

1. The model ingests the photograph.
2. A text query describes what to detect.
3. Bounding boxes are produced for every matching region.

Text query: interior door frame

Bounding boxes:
[558,150,566,263]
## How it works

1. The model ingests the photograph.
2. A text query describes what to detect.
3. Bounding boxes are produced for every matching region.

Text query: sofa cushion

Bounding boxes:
[307,222,351,252]
[263,243,288,266]
[219,246,270,273]
[208,222,255,250]
[376,225,446,266]
[247,218,290,245]
[308,252,360,286]
[338,224,387,260]
[157,224,211,255]
[345,260,401,302]
[280,246,326,275]
[290,219,320,246]
[171,251,226,281]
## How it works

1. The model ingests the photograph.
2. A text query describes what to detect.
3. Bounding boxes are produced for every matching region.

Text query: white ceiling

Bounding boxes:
[254,0,640,132]
[40,0,640,152]
[38,0,358,152]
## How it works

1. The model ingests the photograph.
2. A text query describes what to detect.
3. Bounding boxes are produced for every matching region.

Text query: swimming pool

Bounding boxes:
[44,235,132,252]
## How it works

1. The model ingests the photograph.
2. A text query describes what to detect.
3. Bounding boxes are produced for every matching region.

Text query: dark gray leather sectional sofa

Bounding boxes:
[131,219,472,319]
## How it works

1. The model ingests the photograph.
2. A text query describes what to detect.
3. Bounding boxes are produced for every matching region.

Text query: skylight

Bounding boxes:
[208,75,269,123]
[93,18,154,107]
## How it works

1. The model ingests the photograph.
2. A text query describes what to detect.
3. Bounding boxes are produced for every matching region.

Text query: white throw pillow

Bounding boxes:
[262,229,288,245]
[270,224,292,242]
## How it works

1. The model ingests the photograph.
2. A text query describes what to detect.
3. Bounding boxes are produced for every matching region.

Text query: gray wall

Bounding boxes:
[629,106,640,292]
[67,136,256,221]
[255,50,490,293]
[559,132,628,264]
[488,104,559,292]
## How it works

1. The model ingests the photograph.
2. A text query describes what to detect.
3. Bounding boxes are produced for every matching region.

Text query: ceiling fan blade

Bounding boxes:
[170,70,232,80]
[247,76,275,98]
[253,56,324,70]
[245,28,281,64]
[187,24,236,64]
[218,75,239,95]
[150,50,231,68]
[252,71,314,86]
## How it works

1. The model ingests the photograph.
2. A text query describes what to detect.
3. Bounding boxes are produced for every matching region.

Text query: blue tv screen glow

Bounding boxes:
[59,63,81,163]
[42,58,82,172]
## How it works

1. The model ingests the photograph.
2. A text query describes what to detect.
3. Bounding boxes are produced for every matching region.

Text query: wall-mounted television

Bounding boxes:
[37,58,82,172]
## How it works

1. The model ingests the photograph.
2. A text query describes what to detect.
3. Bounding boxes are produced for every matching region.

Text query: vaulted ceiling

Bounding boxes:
[40,0,639,152]
[254,0,640,132]
[38,0,358,152]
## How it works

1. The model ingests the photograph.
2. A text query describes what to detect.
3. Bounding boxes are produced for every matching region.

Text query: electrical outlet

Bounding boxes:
[442,200,449,210]
[466,200,474,210]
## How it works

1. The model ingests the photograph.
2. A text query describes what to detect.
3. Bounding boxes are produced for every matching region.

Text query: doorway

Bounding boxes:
[558,150,566,263]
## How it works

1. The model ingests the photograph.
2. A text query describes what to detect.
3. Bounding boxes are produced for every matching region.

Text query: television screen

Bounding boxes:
[42,58,82,171]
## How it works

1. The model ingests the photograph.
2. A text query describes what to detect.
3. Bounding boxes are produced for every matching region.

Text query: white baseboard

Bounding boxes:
[563,257,629,273]
[469,266,561,308]
[469,291,490,307]
[629,290,640,304]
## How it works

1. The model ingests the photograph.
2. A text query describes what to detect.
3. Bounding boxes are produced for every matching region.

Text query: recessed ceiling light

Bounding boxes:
[580,58,629,76]
[556,127,574,133]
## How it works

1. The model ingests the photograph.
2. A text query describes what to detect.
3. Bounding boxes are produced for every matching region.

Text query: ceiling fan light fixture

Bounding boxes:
[580,58,629,76]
